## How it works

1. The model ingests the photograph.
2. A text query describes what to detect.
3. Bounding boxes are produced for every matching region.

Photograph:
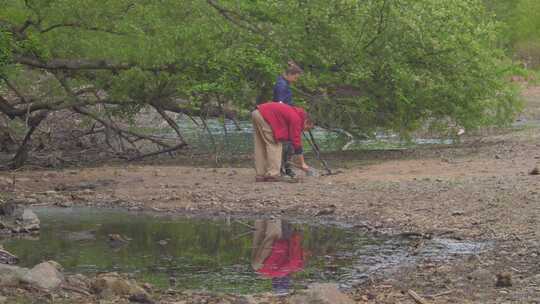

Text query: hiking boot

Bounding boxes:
[284,168,296,178]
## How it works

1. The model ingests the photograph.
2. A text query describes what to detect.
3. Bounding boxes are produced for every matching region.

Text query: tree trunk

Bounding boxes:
[11,111,48,169]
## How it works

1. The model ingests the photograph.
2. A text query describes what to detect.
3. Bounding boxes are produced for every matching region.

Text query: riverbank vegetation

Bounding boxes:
[0,0,536,168]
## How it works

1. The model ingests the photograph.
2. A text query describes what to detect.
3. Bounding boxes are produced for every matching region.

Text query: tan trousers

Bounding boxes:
[252,110,282,177]
[251,219,282,270]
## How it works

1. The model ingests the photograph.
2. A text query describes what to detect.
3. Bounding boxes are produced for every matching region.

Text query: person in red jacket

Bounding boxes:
[251,102,313,182]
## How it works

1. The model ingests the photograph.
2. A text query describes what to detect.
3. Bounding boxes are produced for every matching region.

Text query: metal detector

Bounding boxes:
[303,130,337,176]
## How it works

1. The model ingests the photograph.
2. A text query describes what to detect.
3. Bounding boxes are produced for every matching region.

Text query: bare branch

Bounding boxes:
[206,0,265,36]
[362,0,389,51]
[40,22,126,35]
[14,55,133,71]
[0,95,19,119]
[10,110,48,168]
[0,76,31,104]
[128,142,187,161]
[73,106,172,148]
[152,105,186,143]
[14,55,187,73]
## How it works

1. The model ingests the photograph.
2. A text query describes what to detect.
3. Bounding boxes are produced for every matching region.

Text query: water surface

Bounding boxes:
[2,208,485,294]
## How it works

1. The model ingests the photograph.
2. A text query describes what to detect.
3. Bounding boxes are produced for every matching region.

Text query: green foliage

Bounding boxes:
[0,28,13,75]
[0,0,522,140]
[485,0,540,67]
[240,0,520,135]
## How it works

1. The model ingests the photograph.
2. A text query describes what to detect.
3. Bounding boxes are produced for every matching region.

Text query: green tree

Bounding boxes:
[0,0,521,167]
[484,0,540,67]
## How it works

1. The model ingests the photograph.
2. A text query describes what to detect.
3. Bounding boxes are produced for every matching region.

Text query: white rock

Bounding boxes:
[290,283,355,304]
[21,261,64,290]
[0,264,29,286]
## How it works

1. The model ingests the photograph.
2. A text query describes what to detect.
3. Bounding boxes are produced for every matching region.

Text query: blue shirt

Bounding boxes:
[273,76,292,105]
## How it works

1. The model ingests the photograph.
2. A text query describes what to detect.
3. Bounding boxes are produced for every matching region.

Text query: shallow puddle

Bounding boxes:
[1,208,486,294]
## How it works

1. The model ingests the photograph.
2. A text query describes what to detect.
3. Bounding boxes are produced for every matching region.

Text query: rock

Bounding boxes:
[142,282,153,292]
[66,273,91,290]
[0,264,29,286]
[129,293,155,303]
[0,201,18,216]
[451,210,465,216]
[55,201,74,208]
[315,205,336,216]
[530,167,539,175]
[0,248,18,265]
[0,295,7,303]
[108,234,131,249]
[158,240,168,246]
[289,283,355,304]
[496,272,512,287]
[17,209,40,230]
[21,261,64,290]
[91,272,150,300]
[108,233,130,243]
[468,269,492,284]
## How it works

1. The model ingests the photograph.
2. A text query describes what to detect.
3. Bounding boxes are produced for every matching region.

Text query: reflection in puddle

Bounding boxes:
[1,208,487,294]
[251,219,305,296]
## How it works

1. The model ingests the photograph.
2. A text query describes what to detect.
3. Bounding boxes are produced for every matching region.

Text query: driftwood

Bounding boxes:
[427,290,453,298]
[128,142,188,161]
[408,290,431,304]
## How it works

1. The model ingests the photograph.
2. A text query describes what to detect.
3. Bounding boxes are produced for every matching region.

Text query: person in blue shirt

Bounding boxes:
[273,61,303,106]
[273,61,304,177]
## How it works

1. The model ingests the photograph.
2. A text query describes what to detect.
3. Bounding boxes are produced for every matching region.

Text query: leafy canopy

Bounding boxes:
[0,0,521,140]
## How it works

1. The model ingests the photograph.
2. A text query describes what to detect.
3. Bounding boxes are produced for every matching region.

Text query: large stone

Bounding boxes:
[91,272,150,300]
[0,264,29,286]
[21,261,64,290]
[0,202,17,216]
[19,209,40,230]
[289,283,355,304]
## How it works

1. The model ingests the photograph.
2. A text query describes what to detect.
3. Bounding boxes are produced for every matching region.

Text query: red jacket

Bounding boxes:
[257,102,306,154]
[257,233,304,278]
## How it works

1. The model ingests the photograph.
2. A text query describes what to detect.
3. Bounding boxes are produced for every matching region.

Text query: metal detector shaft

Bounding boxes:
[305,131,332,175]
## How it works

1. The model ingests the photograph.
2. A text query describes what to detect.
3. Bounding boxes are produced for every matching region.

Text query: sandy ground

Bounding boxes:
[1,88,540,303]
